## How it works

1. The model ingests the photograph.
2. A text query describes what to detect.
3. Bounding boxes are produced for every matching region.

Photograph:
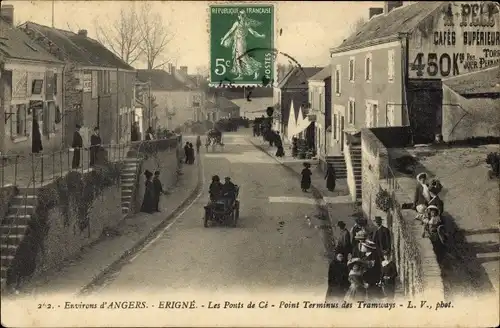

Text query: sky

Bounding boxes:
[4,0,382,74]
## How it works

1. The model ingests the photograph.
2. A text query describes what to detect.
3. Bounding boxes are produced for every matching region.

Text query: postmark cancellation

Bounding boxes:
[209,4,275,88]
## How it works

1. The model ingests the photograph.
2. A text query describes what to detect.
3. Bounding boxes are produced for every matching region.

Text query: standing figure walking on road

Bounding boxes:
[184,142,190,164]
[196,135,202,154]
[72,124,83,169]
[141,170,155,214]
[188,143,195,164]
[300,162,312,192]
[325,163,336,192]
[153,171,165,212]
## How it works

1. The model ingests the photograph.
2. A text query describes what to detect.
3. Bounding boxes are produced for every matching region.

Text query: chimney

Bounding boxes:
[384,1,403,14]
[168,63,175,74]
[1,5,14,26]
[78,29,88,37]
[369,7,384,19]
[179,66,188,75]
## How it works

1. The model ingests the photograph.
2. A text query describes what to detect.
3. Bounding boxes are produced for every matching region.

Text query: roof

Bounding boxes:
[22,22,133,70]
[279,67,323,89]
[216,96,239,111]
[136,69,190,91]
[442,68,500,95]
[308,65,331,82]
[0,18,62,64]
[331,2,444,53]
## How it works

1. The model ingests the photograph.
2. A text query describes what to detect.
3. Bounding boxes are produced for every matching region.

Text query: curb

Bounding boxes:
[78,158,204,295]
[247,138,332,226]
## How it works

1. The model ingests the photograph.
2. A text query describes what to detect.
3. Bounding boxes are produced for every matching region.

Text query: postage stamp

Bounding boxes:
[209,4,275,87]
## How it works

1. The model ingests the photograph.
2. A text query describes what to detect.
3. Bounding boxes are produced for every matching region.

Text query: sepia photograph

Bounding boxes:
[0,0,499,326]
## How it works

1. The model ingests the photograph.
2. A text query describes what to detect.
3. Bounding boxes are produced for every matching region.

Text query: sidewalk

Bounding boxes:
[248,136,363,233]
[8,159,201,297]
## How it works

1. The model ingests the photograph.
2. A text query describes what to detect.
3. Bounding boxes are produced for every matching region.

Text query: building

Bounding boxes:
[307,65,332,162]
[136,68,206,131]
[20,21,136,147]
[275,66,323,144]
[328,0,500,202]
[0,5,65,155]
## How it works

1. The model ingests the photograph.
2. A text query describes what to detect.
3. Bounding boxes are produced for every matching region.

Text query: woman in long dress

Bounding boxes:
[220,10,266,80]
[141,170,155,214]
[325,163,336,192]
[380,250,398,300]
[344,259,368,301]
[300,162,312,192]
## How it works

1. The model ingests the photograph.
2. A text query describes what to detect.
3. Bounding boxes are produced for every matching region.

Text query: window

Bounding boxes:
[319,92,324,112]
[386,102,395,126]
[309,91,313,107]
[53,73,58,95]
[333,114,337,139]
[31,79,43,95]
[388,49,395,82]
[348,98,355,125]
[12,104,27,136]
[193,95,201,107]
[365,53,372,81]
[349,57,355,82]
[91,71,98,98]
[335,65,341,95]
[102,71,111,94]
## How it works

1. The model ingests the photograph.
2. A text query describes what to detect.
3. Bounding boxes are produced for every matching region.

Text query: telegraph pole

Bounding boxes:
[51,0,55,27]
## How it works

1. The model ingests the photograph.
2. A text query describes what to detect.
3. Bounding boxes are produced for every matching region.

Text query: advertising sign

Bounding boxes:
[408,2,500,79]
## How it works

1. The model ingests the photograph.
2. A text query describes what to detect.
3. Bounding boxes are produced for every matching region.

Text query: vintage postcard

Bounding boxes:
[0,0,499,327]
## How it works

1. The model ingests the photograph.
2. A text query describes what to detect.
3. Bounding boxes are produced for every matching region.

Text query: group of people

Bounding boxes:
[184,142,197,164]
[300,162,337,193]
[326,216,397,302]
[413,172,446,256]
[140,170,166,214]
[208,175,238,209]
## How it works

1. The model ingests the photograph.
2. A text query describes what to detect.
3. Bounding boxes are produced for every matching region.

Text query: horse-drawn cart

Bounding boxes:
[204,186,240,227]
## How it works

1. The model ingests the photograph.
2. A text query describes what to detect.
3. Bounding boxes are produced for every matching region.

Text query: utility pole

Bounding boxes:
[51,0,55,27]
[148,79,152,129]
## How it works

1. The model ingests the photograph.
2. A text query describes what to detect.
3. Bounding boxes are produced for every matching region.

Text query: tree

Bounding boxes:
[93,5,142,66]
[348,17,367,36]
[136,3,176,69]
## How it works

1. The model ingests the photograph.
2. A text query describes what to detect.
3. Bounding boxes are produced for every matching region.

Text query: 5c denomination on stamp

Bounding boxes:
[209,4,275,87]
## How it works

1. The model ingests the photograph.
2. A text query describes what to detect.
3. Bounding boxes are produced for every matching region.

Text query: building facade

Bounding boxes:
[308,66,332,160]
[21,22,136,147]
[137,69,206,131]
[0,6,65,154]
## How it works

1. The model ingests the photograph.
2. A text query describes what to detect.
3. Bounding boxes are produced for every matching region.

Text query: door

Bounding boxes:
[386,103,395,126]
[340,115,345,152]
[372,104,379,127]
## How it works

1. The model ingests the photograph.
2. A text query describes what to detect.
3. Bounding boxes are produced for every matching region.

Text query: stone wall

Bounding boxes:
[0,186,16,220]
[360,128,445,299]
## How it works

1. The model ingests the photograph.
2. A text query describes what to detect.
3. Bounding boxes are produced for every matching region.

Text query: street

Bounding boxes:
[91,132,329,297]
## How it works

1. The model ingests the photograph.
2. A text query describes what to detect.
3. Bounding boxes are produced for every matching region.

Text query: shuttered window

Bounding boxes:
[388,49,395,82]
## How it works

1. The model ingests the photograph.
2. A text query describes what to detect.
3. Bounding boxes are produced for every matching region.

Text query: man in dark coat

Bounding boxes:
[131,122,140,141]
[336,221,352,262]
[360,240,382,300]
[90,127,102,167]
[72,124,83,169]
[184,142,190,164]
[326,252,349,301]
[371,216,391,261]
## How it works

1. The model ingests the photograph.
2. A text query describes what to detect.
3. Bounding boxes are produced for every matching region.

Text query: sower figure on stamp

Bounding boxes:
[220,9,266,80]
[72,124,83,169]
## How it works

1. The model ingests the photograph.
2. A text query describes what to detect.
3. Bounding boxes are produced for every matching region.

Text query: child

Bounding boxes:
[153,171,165,212]
[422,205,442,239]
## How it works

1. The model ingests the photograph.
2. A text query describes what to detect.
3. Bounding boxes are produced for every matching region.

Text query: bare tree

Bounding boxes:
[136,3,175,69]
[93,6,142,66]
[348,17,367,36]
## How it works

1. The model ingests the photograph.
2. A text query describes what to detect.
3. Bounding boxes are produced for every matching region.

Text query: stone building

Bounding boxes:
[20,22,136,147]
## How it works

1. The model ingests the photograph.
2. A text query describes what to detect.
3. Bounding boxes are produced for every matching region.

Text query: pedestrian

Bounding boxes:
[300,162,312,192]
[71,124,83,169]
[31,118,43,154]
[196,135,202,153]
[379,250,398,300]
[360,240,382,300]
[145,126,154,141]
[336,221,352,262]
[413,172,430,220]
[344,258,368,301]
[188,142,195,164]
[140,170,155,214]
[131,122,140,142]
[326,251,349,301]
[275,132,285,157]
[325,163,336,192]
[292,137,298,158]
[352,229,367,258]
[153,171,165,212]
[184,142,190,164]
[350,217,367,257]
[90,127,102,167]
[371,216,391,261]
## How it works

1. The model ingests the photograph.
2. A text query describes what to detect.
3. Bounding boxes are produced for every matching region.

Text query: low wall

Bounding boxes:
[343,143,356,202]
[442,85,500,142]
[360,128,445,299]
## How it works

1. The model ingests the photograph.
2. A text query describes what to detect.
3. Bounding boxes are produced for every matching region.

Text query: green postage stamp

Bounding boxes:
[209,4,275,87]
